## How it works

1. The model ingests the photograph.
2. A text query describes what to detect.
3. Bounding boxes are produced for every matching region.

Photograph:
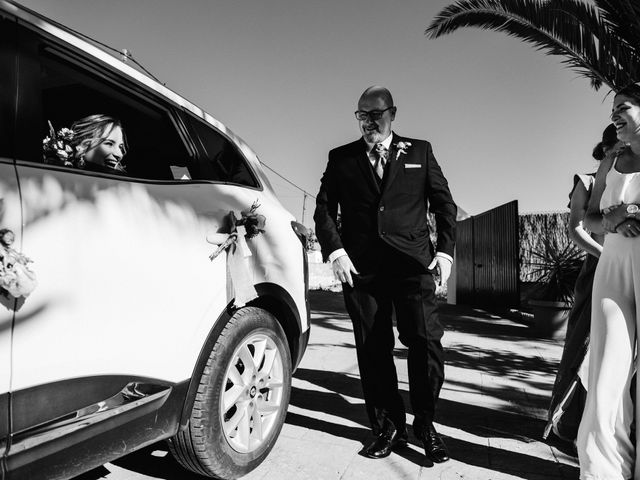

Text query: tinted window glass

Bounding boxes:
[188,117,258,188]
[16,29,191,180]
[0,17,16,159]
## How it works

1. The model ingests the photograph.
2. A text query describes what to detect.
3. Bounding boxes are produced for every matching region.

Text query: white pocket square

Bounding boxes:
[404,163,421,169]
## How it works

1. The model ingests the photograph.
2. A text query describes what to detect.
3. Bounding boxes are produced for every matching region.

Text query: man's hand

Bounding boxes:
[428,255,452,287]
[615,218,640,237]
[332,254,359,287]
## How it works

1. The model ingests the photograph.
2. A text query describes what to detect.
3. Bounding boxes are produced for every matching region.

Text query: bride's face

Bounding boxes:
[84,124,126,168]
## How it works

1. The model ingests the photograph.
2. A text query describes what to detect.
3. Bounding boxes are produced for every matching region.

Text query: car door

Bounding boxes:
[0,11,18,467]
[0,169,20,477]
[5,25,247,478]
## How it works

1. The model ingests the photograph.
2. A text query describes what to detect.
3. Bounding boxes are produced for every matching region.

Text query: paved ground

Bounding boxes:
[77,290,578,480]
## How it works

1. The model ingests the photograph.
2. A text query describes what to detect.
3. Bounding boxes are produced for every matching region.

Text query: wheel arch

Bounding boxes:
[178,282,308,430]
[250,282,308,371]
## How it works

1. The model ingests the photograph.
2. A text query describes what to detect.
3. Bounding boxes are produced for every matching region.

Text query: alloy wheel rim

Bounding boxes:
[220,331,285,453]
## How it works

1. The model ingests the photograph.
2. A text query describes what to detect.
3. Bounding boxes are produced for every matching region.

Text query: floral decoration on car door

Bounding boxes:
[0,229,37,298]
[208,201,266,261]
[207,201,266,307]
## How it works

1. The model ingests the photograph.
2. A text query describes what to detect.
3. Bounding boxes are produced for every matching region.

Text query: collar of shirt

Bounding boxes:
[364,132,393,157]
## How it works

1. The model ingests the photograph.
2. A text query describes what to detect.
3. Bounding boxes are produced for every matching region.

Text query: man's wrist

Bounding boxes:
[435,252,453,263]
[328,248,347,263]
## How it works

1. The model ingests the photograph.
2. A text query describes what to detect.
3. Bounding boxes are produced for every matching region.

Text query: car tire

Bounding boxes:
[167,306,292,479]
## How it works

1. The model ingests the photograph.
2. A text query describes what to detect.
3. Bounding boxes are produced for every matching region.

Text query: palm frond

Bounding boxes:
[595,0,640,52]
[426,0,638,90]
[546,0,640,88]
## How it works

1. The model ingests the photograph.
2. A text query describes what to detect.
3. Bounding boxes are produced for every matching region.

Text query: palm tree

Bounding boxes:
[426,0,640,91]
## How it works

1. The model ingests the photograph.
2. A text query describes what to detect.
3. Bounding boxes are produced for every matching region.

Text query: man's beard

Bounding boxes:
[363,130,383,144]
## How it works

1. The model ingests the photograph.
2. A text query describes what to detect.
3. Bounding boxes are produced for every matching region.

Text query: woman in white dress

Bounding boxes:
[578,83,640,480]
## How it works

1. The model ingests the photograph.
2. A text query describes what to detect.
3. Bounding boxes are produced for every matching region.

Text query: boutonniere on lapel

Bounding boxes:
[393,141,412,160]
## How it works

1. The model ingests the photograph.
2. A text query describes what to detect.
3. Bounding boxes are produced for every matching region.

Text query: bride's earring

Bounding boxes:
[75,145,86,168]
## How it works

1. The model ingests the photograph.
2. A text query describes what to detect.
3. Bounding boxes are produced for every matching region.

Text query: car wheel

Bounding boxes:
[168,306,292,479]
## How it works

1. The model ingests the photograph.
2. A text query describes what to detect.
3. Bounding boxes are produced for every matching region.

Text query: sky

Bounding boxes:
[16,0,614,227]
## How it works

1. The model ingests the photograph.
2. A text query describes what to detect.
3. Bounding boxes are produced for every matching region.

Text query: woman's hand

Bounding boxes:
[615,217,640,237]
[603,205,630,233]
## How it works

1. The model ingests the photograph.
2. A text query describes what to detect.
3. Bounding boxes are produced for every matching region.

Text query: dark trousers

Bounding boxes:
[342,248,445,436]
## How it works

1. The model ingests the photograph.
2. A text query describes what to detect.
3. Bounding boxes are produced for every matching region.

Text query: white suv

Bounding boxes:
[0,1,310,479]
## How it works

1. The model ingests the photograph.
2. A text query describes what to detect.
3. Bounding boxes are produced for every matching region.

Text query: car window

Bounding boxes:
[0,16,15,160]
[187,116,259,188]
[15,27,192,180]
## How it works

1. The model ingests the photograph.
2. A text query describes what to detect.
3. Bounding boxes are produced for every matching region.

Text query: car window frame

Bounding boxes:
[14,18,264,189]
[177,109,262,190]
[14,22,200,183]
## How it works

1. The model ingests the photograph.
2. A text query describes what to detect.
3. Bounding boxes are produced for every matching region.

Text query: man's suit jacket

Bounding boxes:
[314,132,457,273]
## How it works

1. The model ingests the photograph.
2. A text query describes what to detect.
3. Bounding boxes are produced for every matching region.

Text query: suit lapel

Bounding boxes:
[356,138,381,194]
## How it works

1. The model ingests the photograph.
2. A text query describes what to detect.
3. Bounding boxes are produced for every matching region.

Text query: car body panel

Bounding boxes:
[7,379,189,480]
[9,164,306,392]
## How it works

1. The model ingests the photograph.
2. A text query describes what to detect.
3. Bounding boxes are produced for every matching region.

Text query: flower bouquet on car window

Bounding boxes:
[42,121,77,167]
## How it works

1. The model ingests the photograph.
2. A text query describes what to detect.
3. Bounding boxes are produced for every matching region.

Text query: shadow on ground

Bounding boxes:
[290,366,577,478]
[75,290,577,480]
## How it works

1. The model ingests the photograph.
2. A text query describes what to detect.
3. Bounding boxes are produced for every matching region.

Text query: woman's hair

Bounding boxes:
[0,228,14,246]
[592,123,619,161]
[71,114,128,160]
[616,82,640,104]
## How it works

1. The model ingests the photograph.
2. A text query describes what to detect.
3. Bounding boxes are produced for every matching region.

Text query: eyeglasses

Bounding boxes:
[354,106,394,121]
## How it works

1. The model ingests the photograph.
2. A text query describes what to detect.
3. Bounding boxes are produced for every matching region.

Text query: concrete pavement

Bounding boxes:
[81,290,578,480]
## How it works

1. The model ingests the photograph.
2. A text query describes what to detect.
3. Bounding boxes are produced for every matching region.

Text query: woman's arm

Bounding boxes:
[584,156,613,234]
[568,182,602,257]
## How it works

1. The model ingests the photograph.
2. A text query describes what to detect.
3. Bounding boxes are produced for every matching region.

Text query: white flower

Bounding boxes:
[394,141,412,160]
[58,128,74,141]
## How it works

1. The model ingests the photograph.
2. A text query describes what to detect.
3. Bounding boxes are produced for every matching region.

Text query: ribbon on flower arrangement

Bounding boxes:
[207,201,266,307]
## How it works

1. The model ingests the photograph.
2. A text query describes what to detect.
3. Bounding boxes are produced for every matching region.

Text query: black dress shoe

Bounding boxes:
[420,424,450,463]
[363,423,408,459]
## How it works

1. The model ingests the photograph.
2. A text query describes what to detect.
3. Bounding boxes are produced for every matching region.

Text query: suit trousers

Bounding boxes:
[342,246,445,435]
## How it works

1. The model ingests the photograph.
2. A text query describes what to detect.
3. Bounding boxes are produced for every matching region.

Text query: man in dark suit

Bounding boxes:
[314,86,457,463]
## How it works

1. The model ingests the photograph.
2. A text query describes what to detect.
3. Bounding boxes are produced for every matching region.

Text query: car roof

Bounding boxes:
[1,0,269,182]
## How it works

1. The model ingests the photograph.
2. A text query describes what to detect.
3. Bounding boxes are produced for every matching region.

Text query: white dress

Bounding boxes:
[577,156,640,480]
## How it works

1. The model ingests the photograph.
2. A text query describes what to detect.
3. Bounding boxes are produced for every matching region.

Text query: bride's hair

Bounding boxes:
[71,114,128,160]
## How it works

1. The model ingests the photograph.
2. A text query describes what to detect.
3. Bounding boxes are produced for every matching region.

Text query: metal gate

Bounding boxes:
[455,200,520,308]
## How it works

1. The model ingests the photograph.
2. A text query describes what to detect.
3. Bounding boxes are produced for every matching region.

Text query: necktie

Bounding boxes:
[373,143,388,179]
